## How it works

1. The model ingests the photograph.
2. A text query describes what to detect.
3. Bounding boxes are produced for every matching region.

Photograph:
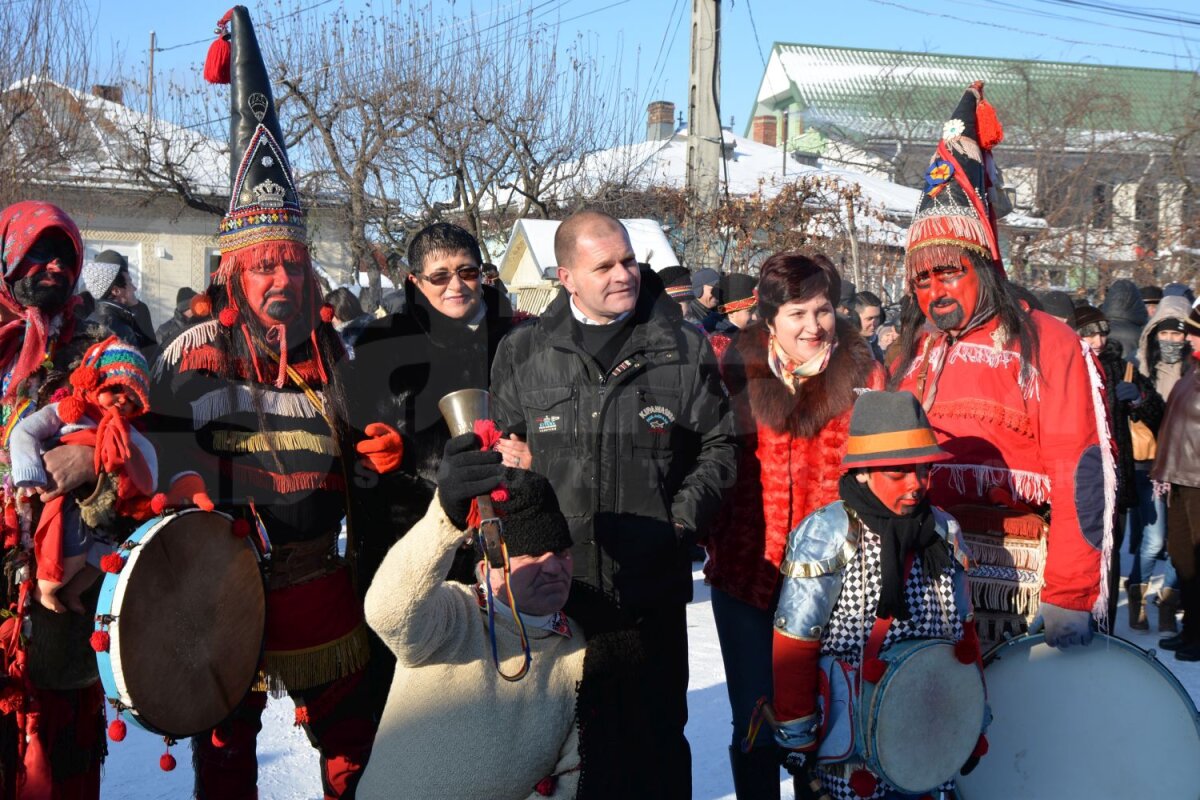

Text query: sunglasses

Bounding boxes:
[416,265,482,286]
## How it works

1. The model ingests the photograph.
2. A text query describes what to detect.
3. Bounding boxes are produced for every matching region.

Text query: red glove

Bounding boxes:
[162,473,214,512]
[356,423,403,474]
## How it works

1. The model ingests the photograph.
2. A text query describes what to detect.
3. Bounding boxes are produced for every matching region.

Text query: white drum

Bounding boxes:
[957,633,1200,800]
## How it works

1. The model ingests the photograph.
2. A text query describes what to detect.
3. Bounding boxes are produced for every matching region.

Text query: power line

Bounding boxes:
[638,0,685,109]
[980,0,1200,42]
[1032,0,1200,28]
[154,0,340,53]
[865,0,1197,60]
[744,0,769,70]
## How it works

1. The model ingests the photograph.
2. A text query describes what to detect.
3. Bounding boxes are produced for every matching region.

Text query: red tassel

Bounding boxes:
[100,553,125,574]
[848,768,878,798]
[150,493,168,515]
[219,307,239,328]
[160,752,177,771]
[320,304,335,324]
[466,498,482,530]
[57,395,85,424]
[108,719,127,742]
[231,519,252,539]
[191,294,213,318]
[861,657,887,684]
[90,631,111,652]
[972,734,989,759]
[956,622,981,664]
[294,706,309,726]
[211,727,228,748]
[204,35,231,84]
[976,98,1004,151]
[535,776,557,796]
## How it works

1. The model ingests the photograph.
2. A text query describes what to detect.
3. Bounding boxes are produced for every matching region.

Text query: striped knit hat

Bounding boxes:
[59,337,151,422]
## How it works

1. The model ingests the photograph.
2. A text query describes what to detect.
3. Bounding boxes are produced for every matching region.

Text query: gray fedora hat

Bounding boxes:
[841,391,951,470]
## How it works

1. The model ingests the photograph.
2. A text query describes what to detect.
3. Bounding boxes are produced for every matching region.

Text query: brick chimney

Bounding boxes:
[646,100,676,141]
[92,84,124,105]
[750,115,777,146]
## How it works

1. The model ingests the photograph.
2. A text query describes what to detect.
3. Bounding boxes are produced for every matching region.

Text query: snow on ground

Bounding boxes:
[104,569,1200,799]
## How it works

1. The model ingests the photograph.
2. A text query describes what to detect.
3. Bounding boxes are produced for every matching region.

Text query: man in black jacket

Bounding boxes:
[491,210,736,798]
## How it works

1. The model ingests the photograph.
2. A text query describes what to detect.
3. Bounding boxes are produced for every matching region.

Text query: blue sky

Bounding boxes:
[90,0,1199,132]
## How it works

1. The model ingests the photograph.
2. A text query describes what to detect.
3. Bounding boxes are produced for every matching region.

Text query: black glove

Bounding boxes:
[436,433,503,530]
[781,749,810,778]
[1115,381,1141,404]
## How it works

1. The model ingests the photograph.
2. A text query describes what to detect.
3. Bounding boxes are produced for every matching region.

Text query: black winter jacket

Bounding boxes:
[84,300,156,351]
[491,286,736,610]
[1096,341,1164,513]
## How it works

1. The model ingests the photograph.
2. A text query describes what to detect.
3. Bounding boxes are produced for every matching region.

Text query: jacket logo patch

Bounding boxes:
[639,405,675,431]
[536,415,561,433]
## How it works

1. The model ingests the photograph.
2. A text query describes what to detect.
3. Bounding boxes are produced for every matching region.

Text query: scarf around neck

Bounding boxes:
[839,472,951,621]
[768,334,837,393]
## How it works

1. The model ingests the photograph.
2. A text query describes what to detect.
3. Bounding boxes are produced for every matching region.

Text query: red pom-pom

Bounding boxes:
[976,98,1004,152]
[70,365,100,392]
[191,294,212,318]
[972,734,989,759]
[49,386,70,403]
[955,636,980,664]
[57,395,86,424]
[231,519,252,539]
[535,776,557,796]
[219,307,239,328]
[861,657,887,684]
[294,706,309,726]
[203,35,231,84]
[108,719,127,742]
[211,727,228,748]
[90,631,111,652]
[491,486,509,503]
[100,553,125,574]
[320,304,335,324]
[150,493,168,515]
[160,752,177,771]
[848,768,878,798]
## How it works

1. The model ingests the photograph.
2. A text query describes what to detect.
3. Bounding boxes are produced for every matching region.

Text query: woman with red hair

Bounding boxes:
[706,253,884,798]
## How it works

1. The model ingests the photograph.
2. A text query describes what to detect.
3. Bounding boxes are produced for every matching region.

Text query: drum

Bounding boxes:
[957,633,1200,799]
[856,638,988,795]
[94,509,265,738]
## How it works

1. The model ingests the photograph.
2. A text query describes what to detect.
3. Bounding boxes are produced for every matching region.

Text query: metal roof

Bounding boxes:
[750,43,1199,144]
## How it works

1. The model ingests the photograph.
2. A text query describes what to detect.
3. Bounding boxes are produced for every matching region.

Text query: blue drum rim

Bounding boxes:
[94,508,234,735]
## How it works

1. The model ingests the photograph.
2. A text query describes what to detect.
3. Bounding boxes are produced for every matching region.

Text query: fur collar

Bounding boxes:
[729,317,877,438]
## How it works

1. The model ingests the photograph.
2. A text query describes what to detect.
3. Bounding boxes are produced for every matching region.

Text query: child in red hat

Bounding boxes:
[9,336,156,613]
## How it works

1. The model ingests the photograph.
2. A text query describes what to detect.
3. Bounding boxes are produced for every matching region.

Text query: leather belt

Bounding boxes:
[266,530,341,591]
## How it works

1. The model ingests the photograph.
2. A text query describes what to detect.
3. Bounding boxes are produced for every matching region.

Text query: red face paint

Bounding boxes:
[864,465,930,516]
[912,254,980,335]
[239,257,306,329]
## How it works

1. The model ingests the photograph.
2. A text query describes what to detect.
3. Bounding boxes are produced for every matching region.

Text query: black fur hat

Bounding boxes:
[495,468,573,558]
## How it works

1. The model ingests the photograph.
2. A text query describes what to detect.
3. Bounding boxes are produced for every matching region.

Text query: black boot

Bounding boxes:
[728,744,782,800]
[1159,632,1188,650]
[1175,639,1200,662]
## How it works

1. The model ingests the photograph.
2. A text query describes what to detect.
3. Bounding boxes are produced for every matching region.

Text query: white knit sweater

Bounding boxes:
[357,500,586,800]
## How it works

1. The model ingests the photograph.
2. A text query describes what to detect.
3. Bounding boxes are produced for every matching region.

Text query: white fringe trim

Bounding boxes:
[1081,340,1118,631]
[190,385,324,430]
[946,342,1041,401]
[932,463,1051,504]
[152,319,221,379]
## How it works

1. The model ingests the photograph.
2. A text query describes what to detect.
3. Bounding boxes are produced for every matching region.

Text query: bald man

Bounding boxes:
[491,210,736,798]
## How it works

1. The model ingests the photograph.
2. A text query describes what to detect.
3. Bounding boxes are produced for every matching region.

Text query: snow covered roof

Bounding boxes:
[530,129,920,223]
[3,76,227,194]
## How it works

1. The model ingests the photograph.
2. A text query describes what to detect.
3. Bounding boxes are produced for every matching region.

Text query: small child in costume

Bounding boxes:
[9,337,157,613]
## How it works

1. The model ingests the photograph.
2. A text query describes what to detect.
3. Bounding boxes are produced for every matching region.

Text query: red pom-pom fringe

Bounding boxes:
[535,776,557,796]
[90,631,111,652]
[108,719,127,742]
[57,396,85,425]
[211,727,228,748]
[491,486,509,502]
[150,494,168,515]
[955,636,979,665]
[191,294,213,318]
[160,752,177,771]
[231,519,252,539]
[219,307,239,328]
[320,304,335,323]
[972,734,989,759]
[848,768,878,798]
[294,706,309,726]
[70,365,101,392]
[204,35,231,84]
[100,553,125,574]
[976,98,1004,151]
[861,657,887,684]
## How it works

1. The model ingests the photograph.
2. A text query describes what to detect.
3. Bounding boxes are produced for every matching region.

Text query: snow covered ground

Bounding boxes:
[103,570,1200,799]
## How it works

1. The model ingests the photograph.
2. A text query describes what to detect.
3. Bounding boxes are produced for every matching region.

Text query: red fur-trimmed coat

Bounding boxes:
[705,319,885,610]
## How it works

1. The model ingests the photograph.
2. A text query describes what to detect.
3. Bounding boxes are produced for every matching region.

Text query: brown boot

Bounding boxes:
[1157,587,1180,633]
[1128,583,1149,630]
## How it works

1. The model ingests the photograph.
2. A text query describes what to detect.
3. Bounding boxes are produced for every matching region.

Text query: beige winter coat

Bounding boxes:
[356,500,586,800]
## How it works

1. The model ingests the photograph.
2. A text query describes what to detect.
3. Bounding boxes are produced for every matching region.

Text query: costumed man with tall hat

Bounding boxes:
[148,7,390,796]
[889,82,1114,649]
[0,201,111,798]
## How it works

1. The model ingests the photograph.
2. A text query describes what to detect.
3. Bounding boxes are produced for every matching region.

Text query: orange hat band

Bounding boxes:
[845,428,939,456]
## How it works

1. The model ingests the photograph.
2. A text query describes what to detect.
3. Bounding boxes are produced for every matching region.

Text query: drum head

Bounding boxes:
[113,512,264,737]
[871,641,986,793]
[957,634,1200,799]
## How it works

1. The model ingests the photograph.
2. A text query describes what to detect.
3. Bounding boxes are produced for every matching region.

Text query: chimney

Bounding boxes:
[750,115,777,146]
[92,84,124,105]
[646,100,676,141]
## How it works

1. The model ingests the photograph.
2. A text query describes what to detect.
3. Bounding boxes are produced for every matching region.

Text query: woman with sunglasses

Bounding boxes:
[342,221,518,720]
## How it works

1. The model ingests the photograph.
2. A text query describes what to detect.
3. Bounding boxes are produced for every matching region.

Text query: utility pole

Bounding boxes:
[686,0,721,264]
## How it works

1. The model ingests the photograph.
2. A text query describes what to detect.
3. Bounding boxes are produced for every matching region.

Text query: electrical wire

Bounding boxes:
[153,0,340,52]
[637,0,683,110]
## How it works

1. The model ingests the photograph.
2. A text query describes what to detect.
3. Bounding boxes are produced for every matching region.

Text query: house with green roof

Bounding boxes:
[745,43,1199,288]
